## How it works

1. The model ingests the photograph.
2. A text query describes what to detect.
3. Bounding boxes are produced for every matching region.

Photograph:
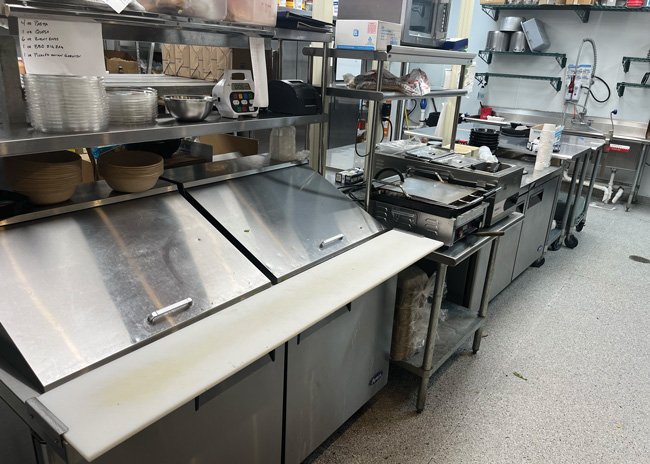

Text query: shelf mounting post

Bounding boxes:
[481,6,499,21]
[478,50,492,65]
[575,7,590,23]
[617,83,625,97]
[622,58,630,73]
[556,54,567,69]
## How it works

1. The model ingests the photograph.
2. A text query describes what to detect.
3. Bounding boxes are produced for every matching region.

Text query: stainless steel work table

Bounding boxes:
[395,212,524,412]
[498,133,604,250]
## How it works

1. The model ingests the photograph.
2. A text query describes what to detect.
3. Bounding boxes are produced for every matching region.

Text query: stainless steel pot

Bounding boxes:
[499,16,526,32]
[485,31,512,52]
[509,31,529,52]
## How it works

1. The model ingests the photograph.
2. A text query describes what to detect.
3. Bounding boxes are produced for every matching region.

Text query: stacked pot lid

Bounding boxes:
[24,75,109,133]
[3,151,82,205]
[469,128,500,153]
[98,151,164,193]
[107,88,158,125]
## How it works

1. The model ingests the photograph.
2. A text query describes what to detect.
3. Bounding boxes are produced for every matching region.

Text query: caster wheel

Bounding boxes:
[549,239,562,251]
[576,222,585,232]
[565,235,579,249]
[531,257,545,268]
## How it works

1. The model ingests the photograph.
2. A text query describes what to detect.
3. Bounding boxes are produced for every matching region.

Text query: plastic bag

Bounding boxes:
[479,145,499,163]
[390,266,447,362]
[344,68,430,96]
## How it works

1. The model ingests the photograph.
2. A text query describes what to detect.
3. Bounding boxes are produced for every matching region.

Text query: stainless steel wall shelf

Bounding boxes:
[478,50,567,68]
[0,113,327,157]
[475,72,563,92]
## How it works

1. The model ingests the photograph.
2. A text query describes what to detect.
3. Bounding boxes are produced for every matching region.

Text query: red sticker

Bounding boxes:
[368,22,377,34]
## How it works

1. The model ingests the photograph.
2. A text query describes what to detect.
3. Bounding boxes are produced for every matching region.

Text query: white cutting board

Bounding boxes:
[38,230,442,462]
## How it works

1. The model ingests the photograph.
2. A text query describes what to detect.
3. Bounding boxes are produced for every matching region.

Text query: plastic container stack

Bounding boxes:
[24,75,109,133]
[107,88,158,125]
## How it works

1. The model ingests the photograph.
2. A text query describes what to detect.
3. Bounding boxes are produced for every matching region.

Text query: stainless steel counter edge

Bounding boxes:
[426,212,524,267]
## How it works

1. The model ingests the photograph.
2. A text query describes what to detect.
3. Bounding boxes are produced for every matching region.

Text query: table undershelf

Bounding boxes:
[394,301,484,377]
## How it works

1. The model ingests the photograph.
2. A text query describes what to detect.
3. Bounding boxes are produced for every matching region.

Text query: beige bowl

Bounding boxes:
[17,186,78,205]
[103,173,161,193]
[98,150,164,193]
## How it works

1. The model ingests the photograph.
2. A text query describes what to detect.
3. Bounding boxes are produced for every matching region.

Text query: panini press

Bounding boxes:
[374,145,523,226]
[369,168,497,247]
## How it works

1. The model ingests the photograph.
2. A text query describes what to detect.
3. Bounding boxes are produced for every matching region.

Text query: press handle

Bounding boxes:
[319,234,344,249]
[147,298,193,324]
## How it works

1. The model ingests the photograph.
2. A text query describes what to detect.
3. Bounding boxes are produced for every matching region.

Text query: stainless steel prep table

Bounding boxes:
[396,212,524,412]
[497,134,605,250]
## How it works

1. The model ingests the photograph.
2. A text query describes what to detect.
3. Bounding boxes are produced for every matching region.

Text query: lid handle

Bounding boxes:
[319,234,344,249]
[147,298,193,324]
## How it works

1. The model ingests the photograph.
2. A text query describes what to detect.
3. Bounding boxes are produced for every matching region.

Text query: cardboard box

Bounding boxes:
[479,0,506,4]
[335,20,401,51]
[206,46,231,82]
[189,45,205,79]
[175,44,191,78]
[199,134,259,158]
[161,43,176,75]
[565,0,593,4]
[104,51,138,74]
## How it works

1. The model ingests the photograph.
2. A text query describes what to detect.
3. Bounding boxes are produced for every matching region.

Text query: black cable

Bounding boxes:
[589,75,611,104]
[386,119,393,142]
[407,99,418,115]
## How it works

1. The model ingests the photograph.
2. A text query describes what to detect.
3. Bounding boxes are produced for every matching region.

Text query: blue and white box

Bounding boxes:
[335,20,401,51]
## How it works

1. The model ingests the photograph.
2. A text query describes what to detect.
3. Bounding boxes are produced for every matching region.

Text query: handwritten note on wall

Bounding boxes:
[20,19,106,77]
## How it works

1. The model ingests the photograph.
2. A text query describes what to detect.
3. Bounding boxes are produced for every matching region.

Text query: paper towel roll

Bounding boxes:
[535,124,554,171]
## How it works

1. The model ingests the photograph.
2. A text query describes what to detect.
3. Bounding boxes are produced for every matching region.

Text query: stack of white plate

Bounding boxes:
[4,151,82,205]
[23,74,109,133]
[107,88,158,125]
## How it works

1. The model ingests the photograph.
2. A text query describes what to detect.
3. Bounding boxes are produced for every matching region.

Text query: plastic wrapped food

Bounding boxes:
[343,68,431,96]
[391,266,447,362]
[226,0,278,26]
[138,0,227,20]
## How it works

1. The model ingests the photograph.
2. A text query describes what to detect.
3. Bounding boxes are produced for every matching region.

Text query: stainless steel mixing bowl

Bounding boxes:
[163,95,214,122]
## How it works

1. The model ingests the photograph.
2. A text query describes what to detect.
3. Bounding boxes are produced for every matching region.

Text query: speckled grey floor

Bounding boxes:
[306,203,650,464]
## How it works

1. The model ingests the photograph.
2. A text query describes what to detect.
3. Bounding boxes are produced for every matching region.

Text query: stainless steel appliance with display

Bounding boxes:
[338,0,450,49]
[374,150,524,226]
[370,171,493,247]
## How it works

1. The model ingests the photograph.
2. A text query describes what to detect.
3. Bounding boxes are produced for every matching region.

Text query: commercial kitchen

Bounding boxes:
[0,1,649,463]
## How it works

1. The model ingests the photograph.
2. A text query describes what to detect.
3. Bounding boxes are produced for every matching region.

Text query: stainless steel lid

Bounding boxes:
[186,164,386,283]
[0,193,271,392]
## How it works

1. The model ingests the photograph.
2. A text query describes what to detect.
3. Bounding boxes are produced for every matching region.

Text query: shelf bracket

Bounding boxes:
[556,54,567,69]
[475,74,488,87]
[575,7,590,23]
[478,50,492,65]
[481,6,499,21]
[622,58,630,73]
[617,83,625,97]
[551,79,562,92]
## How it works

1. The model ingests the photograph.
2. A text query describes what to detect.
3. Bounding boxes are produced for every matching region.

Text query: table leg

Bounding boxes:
[560,155,583,243]
[567,150,591,235]
[416,263,448,413]
[583,147,604,223]
[626,145,648,212]
[473,237,500,353]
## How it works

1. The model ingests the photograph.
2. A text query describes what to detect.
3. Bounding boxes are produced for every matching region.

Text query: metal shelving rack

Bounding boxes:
[475,72,562,91]
[303,46,475,209]
[478,50,567,68]
[0,1,332,163]
[481,3,650,23]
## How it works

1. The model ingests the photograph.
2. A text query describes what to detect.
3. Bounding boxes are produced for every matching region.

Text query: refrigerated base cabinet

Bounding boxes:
[284,277,398,464]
